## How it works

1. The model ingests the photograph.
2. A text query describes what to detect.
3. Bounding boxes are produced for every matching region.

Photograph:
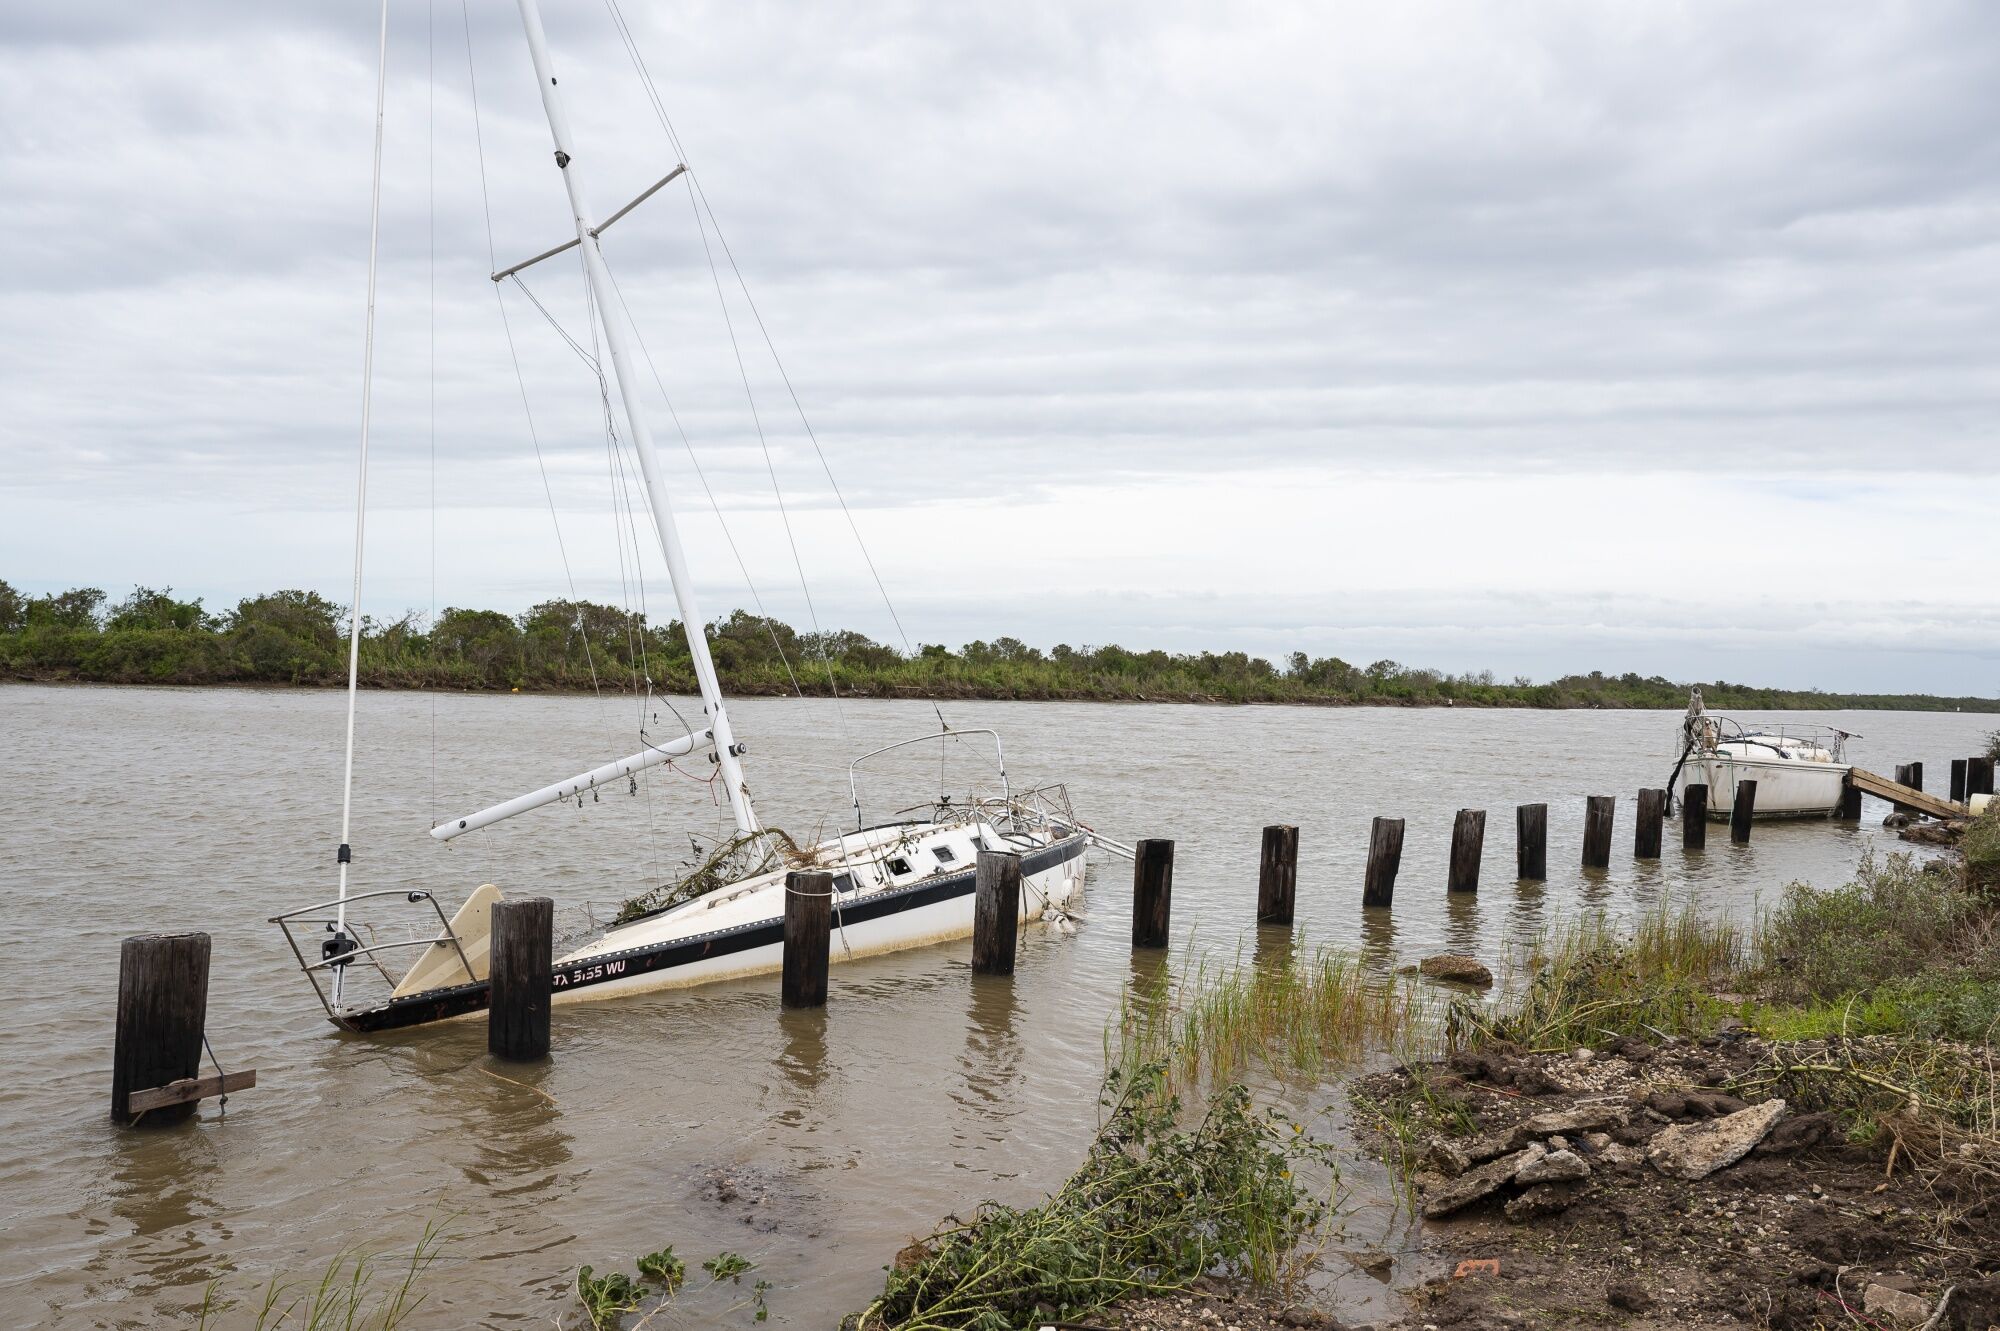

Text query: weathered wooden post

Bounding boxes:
[1515,803,1547,881]
[1730,780,1758,842]
[1951,758,1969,804]
[1682,783,1709,848]
[1256,824,1299,925]
[1969,757,1996,799]
[782,869,833,1008]
[1132,839,1174,949]
[112,932,212,1125]
[1634,788,1666,859]
[1447,809,1484,893]
[1362,817,1404,907]
[488,897,554,1061]
[1908,761,1924,792]
[1581,796,1615,869]
[972,850,1022,976]
[1837,774,1862,820]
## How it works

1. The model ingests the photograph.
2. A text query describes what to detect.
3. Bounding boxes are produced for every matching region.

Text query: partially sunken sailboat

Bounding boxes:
[274,0,1114,1033]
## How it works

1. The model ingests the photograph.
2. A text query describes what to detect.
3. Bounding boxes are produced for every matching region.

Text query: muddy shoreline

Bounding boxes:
[1349,1033,2000,1330]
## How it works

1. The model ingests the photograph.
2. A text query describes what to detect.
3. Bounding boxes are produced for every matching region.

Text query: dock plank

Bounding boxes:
[127,1069,256,1114]
[1846,768,1965,822]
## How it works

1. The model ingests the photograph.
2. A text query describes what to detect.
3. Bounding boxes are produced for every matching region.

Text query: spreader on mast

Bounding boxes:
[508,0,758,837]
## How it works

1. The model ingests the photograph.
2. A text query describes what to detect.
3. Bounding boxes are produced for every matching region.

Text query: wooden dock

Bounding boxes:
[1846,767,1968,821]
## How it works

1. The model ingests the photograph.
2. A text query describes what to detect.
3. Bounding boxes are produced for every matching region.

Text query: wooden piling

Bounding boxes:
[1731,780,1758,842]
[1515,803,1547,881]
[1969,757,1996,799]
[1581,795,1615,869]
[1256,824,1299,925]
[1447,809,1484,894]
[972,850,1022,976]
[488,897,554,1060]
[1634,788,1666,859]
[782,869,833,1008]
[1837,776,1862,821]
[1363,817,1404,908]
[1682,783,1709,849]
[1951,759,1968,804]
[1132,839,1174,949]
[1907,761,1924,793]
[113,932,211,1125]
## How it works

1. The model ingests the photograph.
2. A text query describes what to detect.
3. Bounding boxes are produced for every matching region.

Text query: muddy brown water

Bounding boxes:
[0,684,1983,1327]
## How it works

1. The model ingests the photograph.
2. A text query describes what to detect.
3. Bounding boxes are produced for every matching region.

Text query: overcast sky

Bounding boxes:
[3,2,1997,694]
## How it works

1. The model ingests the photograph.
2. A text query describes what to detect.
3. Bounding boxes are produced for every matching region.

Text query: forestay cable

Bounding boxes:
[332,0,392,996]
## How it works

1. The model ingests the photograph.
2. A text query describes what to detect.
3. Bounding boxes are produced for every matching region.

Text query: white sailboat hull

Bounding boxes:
[1686,754,1847,819]
[324,819,1093,1032]
[556,848,1084,1003]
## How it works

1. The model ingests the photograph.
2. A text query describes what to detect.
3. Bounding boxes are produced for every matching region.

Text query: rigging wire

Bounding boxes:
[678,173,847,733]
[459,0,613,726]
[333,0,391,969]
[598,0,944,728]
[595,263,810,704]
[577,250,669,894]
[427,0,439,835]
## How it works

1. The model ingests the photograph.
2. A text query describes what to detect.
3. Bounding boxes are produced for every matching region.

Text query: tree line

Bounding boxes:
[2,579,1995,712]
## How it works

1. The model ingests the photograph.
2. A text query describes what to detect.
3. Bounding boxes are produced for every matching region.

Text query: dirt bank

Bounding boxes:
[1352,1033,2000,1330]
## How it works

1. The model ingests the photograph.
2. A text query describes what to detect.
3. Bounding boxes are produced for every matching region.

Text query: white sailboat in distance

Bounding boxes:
[273,0,1119,1033]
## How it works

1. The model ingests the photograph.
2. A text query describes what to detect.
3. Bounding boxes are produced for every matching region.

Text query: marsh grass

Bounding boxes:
[1110,941,1438,1092]
[195,1217,450,1331]
[1457,900,1743,1053]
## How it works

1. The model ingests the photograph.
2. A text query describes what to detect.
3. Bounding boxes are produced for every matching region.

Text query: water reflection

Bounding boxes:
[1358,907,1397,972]
[1251,923,1296,978]
[1442,893,1481,956]
[1505,878,1547,944]
[466,1056,573,1197]
[953,974,1023,1130]
[92,1123,229,1298]
[774,1007,830,1127]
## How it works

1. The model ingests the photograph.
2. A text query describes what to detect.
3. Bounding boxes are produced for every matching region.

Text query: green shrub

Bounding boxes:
[1963,805,2000,898]
[1755,851,1980,1003]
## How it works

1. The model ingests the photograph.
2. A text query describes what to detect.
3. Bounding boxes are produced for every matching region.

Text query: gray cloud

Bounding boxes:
[2,1,1997,692]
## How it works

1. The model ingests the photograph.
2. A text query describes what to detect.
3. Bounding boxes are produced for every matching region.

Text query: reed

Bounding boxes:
[195,1217,450,1331]
[1111,940,1439,1092]
[1459,899,1742,1053]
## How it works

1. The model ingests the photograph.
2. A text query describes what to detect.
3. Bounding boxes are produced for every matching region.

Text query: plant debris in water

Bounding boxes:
[851,1061,1336,1331]
[613,828,810,925]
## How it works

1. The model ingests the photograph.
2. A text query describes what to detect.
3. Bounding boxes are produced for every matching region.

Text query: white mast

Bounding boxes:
[510,0,758,836]
[330,0,392,1006]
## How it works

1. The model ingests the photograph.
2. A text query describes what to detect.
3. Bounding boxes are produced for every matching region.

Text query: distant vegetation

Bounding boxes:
[2,579,1995,710]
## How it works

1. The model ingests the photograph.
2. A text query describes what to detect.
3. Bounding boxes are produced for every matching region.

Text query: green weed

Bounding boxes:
[1112,941,1437,1092]
[854,1062,1337,1331]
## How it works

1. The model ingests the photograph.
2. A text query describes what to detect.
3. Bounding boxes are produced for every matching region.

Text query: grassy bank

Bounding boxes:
[6,580,1997,710]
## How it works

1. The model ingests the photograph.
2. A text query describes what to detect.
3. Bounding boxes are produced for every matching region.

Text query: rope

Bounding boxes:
[202,1033,229,1118]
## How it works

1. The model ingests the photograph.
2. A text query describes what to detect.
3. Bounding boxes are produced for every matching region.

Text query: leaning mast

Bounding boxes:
[508,0,758,836]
